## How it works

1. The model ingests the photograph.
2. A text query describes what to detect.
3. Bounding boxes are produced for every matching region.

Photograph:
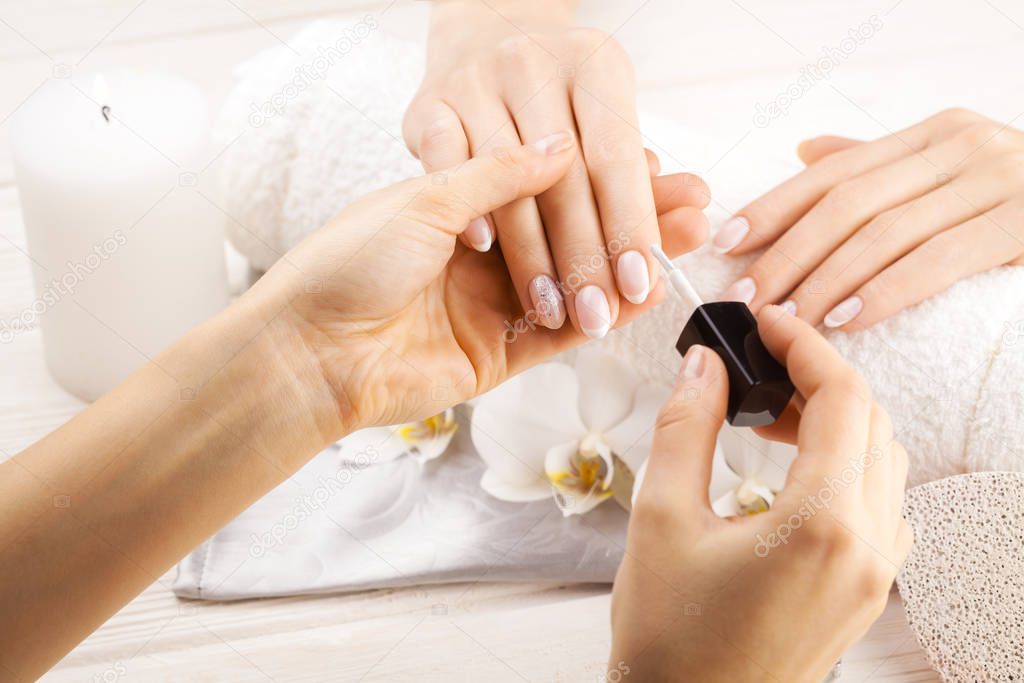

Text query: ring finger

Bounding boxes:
[458,93,568,330]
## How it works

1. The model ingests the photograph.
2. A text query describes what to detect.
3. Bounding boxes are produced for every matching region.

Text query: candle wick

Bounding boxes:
[101,105,111,123]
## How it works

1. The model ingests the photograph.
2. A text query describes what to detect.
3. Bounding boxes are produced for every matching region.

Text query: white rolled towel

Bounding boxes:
[215,20,1024,488]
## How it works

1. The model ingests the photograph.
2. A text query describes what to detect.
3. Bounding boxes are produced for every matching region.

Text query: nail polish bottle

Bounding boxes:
[652,247,795,427]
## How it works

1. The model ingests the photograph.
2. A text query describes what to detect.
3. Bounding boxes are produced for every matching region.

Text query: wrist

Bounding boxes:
[166,286,354,468]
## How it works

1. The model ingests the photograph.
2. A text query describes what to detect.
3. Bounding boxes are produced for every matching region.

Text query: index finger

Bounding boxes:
[756,305,873,483]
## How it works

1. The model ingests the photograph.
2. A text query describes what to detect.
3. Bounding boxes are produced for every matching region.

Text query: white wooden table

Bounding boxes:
[7,0,1023,679]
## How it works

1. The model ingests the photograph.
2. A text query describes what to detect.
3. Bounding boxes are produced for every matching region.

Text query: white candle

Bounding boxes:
[9,70,228,401]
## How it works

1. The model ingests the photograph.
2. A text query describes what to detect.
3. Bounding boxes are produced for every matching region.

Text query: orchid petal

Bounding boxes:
[471,362,586,487]
[712,489,741,517]
[604,382,672,473]
[479,467,551,502]
[337,426,409,464]
[574,347,638,432]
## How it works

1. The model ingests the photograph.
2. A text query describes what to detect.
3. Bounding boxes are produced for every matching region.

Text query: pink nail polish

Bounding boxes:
[464,216,492,252]
[824,296,863,328]
[713,216,750,253]
[719,277,756,305]
[532,130,574,155]
[679,345,706,381]
[529,275,566,329]
[576,285,611,339]
[616,250,650,304]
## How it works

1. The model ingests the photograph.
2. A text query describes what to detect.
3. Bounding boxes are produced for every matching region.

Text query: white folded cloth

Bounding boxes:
[177,19,1024,600]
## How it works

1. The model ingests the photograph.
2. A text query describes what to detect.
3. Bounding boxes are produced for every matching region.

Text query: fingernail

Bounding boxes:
[465,216,492,252]
[532,130,574,156]
[679,345,706,381]
[529,275,566,329]
[719,276,756,305]
[616,250,650,304]
[576,285,611,339]
[713,216,750,253]
[824,296,863,328]
[780,299,797,316]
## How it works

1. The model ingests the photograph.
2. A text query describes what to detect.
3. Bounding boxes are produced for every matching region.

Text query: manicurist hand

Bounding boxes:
[716,108,1024,329]
[404,0,710,338]
[610,306,912,682]
[1,136,709,679]
[265,135,704,431]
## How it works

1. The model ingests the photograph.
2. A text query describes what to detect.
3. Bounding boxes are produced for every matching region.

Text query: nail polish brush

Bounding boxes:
[651,246,794,427]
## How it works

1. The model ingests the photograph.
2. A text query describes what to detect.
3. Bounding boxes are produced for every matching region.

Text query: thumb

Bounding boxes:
[636,345,729,519]
[796,135,862,165]
[414,130,576,234]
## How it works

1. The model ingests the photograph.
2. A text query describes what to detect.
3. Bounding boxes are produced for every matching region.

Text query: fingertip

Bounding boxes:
[644,147,661,176]
[659,206,710,256]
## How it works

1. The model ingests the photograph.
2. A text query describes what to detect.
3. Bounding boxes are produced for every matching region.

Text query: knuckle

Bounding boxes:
[872,404,894,441]
[820,180,865,215]
[494,34,534,65]
[800,516,855,554]
[856,558,896,601]
[957,121,1005,149]
[859,208,902,242]
[992,151,1024,181]
[654,399,702,432]
[415,186,471,225]
[934,107,983,129]
[569,27,612,51]
[417,118,464,160]
[584,127,643,171]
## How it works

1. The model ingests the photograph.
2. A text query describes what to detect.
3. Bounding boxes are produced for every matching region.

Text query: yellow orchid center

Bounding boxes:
[398,411,458,445]
[546,433,615,514]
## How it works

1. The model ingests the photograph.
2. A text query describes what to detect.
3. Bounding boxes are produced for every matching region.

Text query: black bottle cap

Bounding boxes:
[676,301,795,427]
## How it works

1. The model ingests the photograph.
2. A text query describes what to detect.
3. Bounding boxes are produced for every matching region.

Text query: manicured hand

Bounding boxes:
[609,306,912,681]
[404,2,710,338]
[258,136,705,433]
[715,108,1024,329]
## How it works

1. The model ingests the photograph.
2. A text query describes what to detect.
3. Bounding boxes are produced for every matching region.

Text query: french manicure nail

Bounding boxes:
[576,285,611,339]
[824,296,863,328]
[780,299,797,316]
[616,250,650,304]
[529,275,566,329]
[465,216,492,252]
[713,216,750,253]
[679,345,706,381]
[532,130,574,156]
[720,276,756,305]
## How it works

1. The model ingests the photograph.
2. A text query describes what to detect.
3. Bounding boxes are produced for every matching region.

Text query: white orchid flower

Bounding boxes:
[711,426,796,517]
[471,348,671,516]
[338,408,458,466]
[629,415,797,517]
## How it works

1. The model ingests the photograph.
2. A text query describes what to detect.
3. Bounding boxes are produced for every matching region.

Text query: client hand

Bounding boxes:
[404,0,711,337]
[716,108,1024,329]
[258,133,703,433]
[609,306,912,682]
